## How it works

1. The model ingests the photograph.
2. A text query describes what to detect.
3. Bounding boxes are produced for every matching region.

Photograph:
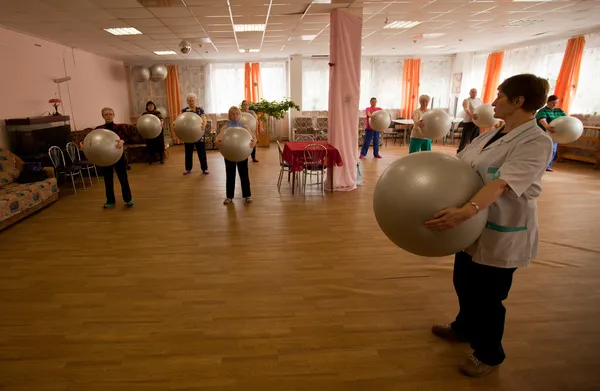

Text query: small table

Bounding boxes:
[282,141,344,194]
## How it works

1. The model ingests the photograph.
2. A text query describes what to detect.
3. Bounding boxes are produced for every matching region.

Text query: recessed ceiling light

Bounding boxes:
[154,51,177,55]
[239,49,260,53]
[301,35,317,41]
[104,27,142,36]
[234,24,266,32]
[383,21,421,29]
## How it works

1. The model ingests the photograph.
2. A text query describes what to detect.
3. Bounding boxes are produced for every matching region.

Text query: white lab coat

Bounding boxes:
[458,119,553,268]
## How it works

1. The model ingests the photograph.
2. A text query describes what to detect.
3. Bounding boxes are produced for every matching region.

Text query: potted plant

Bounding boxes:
[248,98,300,147]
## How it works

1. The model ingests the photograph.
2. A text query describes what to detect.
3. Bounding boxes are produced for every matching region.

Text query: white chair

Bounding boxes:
[301,144,327,196]
[276,141,292,192]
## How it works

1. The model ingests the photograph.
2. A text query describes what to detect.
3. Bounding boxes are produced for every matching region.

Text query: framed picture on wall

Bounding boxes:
[452,73,463,94]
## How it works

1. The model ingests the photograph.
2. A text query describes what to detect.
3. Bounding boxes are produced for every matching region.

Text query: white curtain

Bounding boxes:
[420,57,453,109]
[205,63,245,114]
[302,58,330,111]
[178,64,206,110]
[469,53,488,95]
[571,33,600,114]
[360,57,403,110]
[261,62,287,102]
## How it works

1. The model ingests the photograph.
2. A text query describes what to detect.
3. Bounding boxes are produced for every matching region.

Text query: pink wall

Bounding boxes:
[0,26,130,149]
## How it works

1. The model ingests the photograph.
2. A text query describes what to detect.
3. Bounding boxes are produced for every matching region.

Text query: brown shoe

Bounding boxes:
[431,323,469,342]
[459,355,498,377]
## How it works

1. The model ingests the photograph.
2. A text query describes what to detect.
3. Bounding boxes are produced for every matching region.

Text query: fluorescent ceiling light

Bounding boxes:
[104,27,142,36]
[234,24,266,32]
[312,0,332,3]
[301,35,317,41]
[513,0,549,2]
[239,49,260,53]
[154,50,177,55]
[383,21,421,29]
[422,33,446,39]
[424,45,446,49]
[505,19,544,26]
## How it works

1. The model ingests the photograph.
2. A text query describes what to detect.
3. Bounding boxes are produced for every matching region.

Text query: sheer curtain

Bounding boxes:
[468,53,488,94]
[261,62,287,102]
[360,57,403,110]
[205,63,245,113]
[420,57,453,109]
[571,33,600,114]
[302,58,330,110]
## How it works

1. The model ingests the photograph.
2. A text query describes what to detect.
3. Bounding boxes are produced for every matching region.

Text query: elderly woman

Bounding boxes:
[181,93,209,175]
[142,100,165,164]
[425,74,553,377]
[241,100,259,163]
[409,94,432,153]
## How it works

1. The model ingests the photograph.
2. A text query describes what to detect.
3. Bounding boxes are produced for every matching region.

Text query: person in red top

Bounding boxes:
[360,97,383,159]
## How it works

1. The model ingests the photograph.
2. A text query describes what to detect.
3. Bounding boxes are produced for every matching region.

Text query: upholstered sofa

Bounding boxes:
[0,149,59,231]
[70,124,171,164]
[291,116,385,147]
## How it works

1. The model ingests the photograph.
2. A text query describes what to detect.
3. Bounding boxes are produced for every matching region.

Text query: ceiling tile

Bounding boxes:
[148,7,192,18]
[161,17,200,27]
[91,0,143,8]
[122,18,165,27]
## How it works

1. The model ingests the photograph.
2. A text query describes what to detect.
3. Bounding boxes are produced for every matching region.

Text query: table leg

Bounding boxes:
[330,166,334,193]
[292,171,295,194]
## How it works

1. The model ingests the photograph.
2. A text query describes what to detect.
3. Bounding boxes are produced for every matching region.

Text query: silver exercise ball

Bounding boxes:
[373,151,488,257]
[549,116,584,144]
[219,127,253,162]
[149,64,168,82]
[370,110,391,132]
[422,108,452,140]
[173,112,204,143]
[82,129,123,167]
[473,104,498,128]
[156,106,168,116]
[131,66,150,83]
[136,114,162,139]
[240,112,257,134]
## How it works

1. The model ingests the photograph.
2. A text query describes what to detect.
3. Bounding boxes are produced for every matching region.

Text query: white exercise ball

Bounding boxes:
[421,109,452,140]
[473,104,498,128]
[136,114,162,139]
[82,129,123,167]
[219,127,253,162]
[240,112,257,134]
[173,112,204,143]
[149,64,168,82]
[131,66,150,83]
[156,106,168,116]
[549,116,584,144]
[370,110,391,132]
[373,151,488,257]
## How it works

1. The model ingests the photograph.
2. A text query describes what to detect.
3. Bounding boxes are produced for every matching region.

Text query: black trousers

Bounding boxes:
[145,130,165,163]
[457,122,480,153]
[451,251,516,366]
[102,155,132,204]
[225,158,251,199]
[251,147,256,160]
[184,141,208,172]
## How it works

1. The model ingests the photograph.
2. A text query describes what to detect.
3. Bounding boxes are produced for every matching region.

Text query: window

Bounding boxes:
[571,33,600,114]
[261,62,287,102]
[360,58,403,110]
[302,58,330,110]
[420,57,453,109]
[205,63,245,113]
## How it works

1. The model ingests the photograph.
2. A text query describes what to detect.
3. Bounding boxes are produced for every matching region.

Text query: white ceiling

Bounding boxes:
[1,0,600,62]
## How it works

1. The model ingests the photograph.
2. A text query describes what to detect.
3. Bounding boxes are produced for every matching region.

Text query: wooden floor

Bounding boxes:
[1,142,600,391]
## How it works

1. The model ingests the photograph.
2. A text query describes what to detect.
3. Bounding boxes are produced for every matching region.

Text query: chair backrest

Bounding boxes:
[48,146,66,169]
[276,140,284,165]
[295,134,315,142]
[65,142,81,164]
[303,144,327,168]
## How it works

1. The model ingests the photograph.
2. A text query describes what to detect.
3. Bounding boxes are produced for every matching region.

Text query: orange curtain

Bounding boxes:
[481,51,504,104]
[400,59,420,119]
[554,36,585,114]
[244,63,261,103]
[165,65,182,144]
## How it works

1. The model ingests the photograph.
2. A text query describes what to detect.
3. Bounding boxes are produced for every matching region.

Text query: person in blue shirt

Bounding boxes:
[181,93,209,175]
[216,106,257,205]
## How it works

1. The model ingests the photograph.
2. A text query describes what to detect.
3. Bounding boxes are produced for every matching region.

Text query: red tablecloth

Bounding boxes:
[282,141,344,172]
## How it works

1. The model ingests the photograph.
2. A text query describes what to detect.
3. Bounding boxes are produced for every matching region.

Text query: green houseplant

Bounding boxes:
[245,98,300,146]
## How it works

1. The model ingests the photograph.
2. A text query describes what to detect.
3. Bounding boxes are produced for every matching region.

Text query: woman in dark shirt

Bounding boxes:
[142,101,165,164]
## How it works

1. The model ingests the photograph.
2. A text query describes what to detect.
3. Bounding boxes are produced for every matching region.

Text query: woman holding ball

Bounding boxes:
[181,93,209,175]
[216,106,257,205]
[359,97,383,159]
[409,95,432,154]
[424,74,553,377]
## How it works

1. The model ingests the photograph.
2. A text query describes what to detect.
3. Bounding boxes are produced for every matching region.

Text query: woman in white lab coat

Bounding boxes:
[424,74,554,378]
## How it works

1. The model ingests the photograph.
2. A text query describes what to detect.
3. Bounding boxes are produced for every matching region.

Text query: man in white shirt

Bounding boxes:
[458,88,483,153]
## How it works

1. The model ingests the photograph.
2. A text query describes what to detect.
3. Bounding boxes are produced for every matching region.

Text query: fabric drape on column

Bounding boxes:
[554,36,586,114]
[328,8,362,192]
[400,59,420,119]
[244,63,262,103]
[165,65,182,144]
[481,51,504,104]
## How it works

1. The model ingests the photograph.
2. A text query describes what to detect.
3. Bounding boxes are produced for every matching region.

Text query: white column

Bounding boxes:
[288,54,303,140]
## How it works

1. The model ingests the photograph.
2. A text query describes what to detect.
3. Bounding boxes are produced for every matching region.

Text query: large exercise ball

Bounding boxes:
[131,66,150,82]
[173,112,204,143]
[371,110,391,132]
[549,116,584,144]
[149,64,168,82]
[156,106,168,116]
[473,104,498,128]
[136,114,162,139]
[83,129,123,167]
[240,112,257,134]
[422,109,452,140]
[219,127,253,162]
[373,151,488,257]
